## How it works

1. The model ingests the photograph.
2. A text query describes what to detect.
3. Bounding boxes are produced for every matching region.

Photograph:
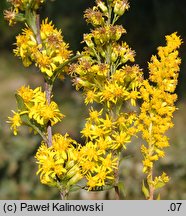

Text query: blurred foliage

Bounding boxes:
[0,0,186,199]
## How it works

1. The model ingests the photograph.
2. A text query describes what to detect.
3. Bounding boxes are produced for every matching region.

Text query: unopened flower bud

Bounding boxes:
[67,173,82,187]
[114,0,130,16]
[65,160,75,170]
[66,164,79,179]
[111,52,118,62]
[97,0,108,13]
[84,34,94,48]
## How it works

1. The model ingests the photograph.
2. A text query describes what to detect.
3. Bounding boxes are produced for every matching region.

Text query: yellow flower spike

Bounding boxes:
[96,136,112,154]
[149,155,159,161]
[85,89,98,104]
[100,114,114,130]
[84,8,105,27]
[165,32,182,51]
[139,32,181,199]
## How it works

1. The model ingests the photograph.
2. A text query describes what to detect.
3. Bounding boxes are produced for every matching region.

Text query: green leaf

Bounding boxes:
[117,181,125,196]
[52,54,83,82]
[15,94,32,125]
[25,10,37,35]
[142,180,150,199]
[15,94,27,111]
[15,94,47,142]
[69,185,82,193]
[83,184,114,191]
[156,193,161,200]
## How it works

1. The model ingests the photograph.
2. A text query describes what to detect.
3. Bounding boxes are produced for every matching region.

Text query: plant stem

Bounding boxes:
[45,81,53,147]
[114,184,120,200]
[147,121,154,200]
[60,189,69,200]
[149,184,154,200]
[114,151,120,200]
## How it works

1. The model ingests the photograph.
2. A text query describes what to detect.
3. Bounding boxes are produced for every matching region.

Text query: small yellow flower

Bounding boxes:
[99,153,118,172]
[79,141,101,161]
[17,85,34,103]
[86,174,98,190]
[7,110,22,135]
[88,108,103,123]
[29,101,64,126]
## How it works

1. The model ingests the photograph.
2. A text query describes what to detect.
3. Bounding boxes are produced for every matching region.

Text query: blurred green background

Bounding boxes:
[0,0,186,199]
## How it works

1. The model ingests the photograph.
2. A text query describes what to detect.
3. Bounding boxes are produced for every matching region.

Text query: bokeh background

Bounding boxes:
[0,0,186,199]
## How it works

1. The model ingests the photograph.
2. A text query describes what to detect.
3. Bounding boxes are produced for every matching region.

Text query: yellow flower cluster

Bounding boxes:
[35,133,82,188]
[69,0,142,190]
[78,142,117,191]
[8,0,45,10]
[138,32,182,194]
[14,19,71,77]
[79,108,137,190]
[8,86,64,135]
[4,0,45,25]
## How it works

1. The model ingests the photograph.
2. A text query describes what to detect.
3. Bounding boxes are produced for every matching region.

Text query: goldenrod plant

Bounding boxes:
[139,33,182,200]
[69,0,143,199]
[4,0,182,200]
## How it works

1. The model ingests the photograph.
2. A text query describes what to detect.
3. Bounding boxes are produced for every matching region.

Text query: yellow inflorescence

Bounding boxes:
[14,19,71,77]
[69,0,143,190]
[8,86,64,135]
[35,133,82,188]
[138,32,182,193]
[4,0,45,25]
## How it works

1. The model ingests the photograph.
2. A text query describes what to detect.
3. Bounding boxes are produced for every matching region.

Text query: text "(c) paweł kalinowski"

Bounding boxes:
[20,202,104,212]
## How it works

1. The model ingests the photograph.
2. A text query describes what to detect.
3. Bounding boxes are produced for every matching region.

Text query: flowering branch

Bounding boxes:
[139,32,182,199]
[5,0,83,200]
[69,0,142,195]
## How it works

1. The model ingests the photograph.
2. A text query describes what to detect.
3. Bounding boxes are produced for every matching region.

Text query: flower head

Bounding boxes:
[7,110,22,135]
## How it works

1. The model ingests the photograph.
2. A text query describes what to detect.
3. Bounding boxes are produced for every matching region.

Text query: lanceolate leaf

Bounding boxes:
[15,94,27,111]
[142,180,150,199]
[15,94,47,142]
